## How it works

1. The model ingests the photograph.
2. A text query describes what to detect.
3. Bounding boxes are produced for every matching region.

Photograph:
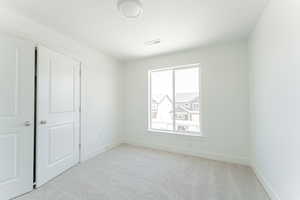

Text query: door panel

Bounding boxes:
[49,123,74,164]
[0,34,35,200]
[0,48,18,116]
[50,58,75,113]
[0,133,17,183]
[36,46,80,187]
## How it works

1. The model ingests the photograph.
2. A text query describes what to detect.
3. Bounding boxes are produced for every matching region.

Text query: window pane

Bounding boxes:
[151,70,173,131]
[174,67,200,133]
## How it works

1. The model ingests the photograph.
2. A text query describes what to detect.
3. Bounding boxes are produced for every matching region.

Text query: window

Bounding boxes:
[148,64,201,136]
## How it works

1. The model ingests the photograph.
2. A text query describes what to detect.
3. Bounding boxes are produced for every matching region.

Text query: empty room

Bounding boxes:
[0,0,298,199]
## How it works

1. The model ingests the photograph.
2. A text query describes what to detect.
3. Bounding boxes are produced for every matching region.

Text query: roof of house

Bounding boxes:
[152,94,166,104]
[152,93,199,104]
[175,93,199,103]
[152,94,172,104]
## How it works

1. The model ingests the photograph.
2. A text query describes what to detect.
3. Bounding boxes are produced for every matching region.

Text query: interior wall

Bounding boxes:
[123,41,250,165]
[249,0,299,200]
[0,8,123,161]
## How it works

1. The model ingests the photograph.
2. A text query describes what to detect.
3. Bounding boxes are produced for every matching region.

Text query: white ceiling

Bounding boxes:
[1,0,267,61]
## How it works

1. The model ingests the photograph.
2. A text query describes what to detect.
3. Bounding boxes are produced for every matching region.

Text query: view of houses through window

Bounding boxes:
[149,65,201,134]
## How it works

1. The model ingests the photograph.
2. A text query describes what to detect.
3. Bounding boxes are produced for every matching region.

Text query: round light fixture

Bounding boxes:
[117,0,143,19]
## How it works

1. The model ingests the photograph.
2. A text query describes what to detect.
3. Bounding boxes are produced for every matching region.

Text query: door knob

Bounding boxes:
[24,121,32,126]
[40,120,47,125]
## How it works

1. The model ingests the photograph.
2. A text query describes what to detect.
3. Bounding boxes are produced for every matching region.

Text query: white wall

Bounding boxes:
[0,8,123,161]
[249,1,300,200]
[123,41,250,165]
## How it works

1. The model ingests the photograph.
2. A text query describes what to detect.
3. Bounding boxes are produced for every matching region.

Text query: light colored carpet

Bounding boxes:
[17,144,269,200]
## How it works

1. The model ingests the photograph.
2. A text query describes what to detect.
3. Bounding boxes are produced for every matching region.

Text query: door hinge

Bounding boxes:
[79,143,81,149]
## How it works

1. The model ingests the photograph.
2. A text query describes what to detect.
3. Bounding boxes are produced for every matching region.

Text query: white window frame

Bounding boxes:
[148,63,203,137]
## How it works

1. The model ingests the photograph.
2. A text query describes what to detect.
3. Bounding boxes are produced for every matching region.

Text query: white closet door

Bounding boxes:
[0,34,35,199]
[36,46,80,187]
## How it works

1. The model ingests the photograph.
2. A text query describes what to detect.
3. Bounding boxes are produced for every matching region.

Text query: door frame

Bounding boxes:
[33,44,84,186]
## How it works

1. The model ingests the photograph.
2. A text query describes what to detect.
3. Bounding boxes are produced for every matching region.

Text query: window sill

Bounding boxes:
[147,129,206,137]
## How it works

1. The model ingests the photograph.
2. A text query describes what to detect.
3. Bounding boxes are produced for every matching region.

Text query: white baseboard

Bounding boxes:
[252,165,281,200]
[82,142,122,162]
[123,139,250,166]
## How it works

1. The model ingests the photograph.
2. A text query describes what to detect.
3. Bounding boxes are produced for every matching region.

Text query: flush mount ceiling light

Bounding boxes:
[117,0,143,19]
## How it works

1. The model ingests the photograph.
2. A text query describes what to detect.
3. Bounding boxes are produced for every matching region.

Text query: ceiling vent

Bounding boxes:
[145,39,161,46]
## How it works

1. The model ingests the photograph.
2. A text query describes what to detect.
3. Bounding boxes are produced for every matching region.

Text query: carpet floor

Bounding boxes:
[17,144,269,200]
